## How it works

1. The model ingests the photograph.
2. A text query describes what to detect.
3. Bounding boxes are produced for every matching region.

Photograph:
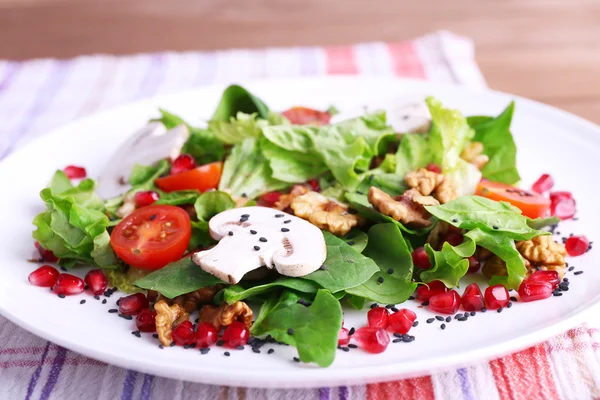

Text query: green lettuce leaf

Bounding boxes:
[211,84,270,121]
[208,112,268,144]
[421,238,476,288]
[345,223,417,304]
[187,191,237,250]
[395,134,433,177]
[261,139,327,183]
[220,278,319,304]
[128,160,170,188]
[342,229,368,253]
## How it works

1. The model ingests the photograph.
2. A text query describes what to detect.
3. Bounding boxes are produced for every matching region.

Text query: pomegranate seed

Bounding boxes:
[84,269,108,295]
[353,327,390,354]
[415,280,447,301]
[28,265,60,287]
[444,232,464,247]
[258,191,282,208]
[549,191,573,202]
[135,309,157,332]
[63,165,87,179]
[531,174,554,194]
[565,235,589,257]
[461,283,485,312]
[170,154,196,175]
[426,163,442,173]
[367,307,390,329]
[35,242,58,263]
[134,190,160,208]
[222,321,250,348]
[429,290,461,314]
[388,309,416,334]
[519,280,553,302]
[484,285,510,309]
[529,270,560,289]
[467,256,480,273]
[195,322,219,348]
[307,179,321,192]
[52,274,84,295]
[118,293,149,316]
[551,197,576,220]
[338,327,350,346]
[172,320,195,346]
[412,247,431,270]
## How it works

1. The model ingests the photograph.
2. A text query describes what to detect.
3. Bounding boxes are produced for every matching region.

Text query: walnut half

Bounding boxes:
[290,191,362,236]
[154,300,190,346]
[199,301,253,331]
[368,186,432,228]
[405,168,457,204]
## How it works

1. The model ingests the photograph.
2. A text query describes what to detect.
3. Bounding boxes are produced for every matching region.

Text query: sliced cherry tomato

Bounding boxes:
[282,107,331,125]
[476,180,550,219]
[155,162,222,193]
[110,205,191,270]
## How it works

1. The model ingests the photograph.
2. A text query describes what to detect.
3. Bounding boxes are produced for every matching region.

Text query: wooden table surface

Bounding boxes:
[0,0,599,123]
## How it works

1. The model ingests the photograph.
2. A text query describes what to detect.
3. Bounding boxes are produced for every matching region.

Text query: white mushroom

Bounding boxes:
[191,206,326,284]
[96,123,189,199]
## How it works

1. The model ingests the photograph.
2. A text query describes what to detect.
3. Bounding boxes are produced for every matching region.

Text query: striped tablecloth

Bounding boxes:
[1,31,599,400]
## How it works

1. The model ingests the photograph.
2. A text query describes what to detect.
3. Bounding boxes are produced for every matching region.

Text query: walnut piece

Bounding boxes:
[368,186,431,228]
[290,191,362,236]
[461,141,489,170]
[434,178,458,204]
[154,300,190,346]
[115,192,136,218]
[172,285,226,313]
[199,301,253,331]
[404,188,439,207]
[274,185,310,211]
[405,168,443,196]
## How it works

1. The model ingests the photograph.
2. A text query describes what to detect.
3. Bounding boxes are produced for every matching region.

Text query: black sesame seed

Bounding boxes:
[493,225,499,230]
[259,237,267,242]
[427,318,435,324]
[281,228,290,232]
[216,340,225,347]
[253,246,260,251]
[80,299,86,304]
[435,316,444,321]
[224,352,231,357]
[563,278,569,282]
[58,294,66,298]
[121,314,133,320]
[507,302,513,308]
[440,324,446,330]
[387,268,394,274]
[385,304,393,309]
[250,230,257,234]
[454,314,462,319]
[170,342,176,347]
[412,321,419,327]
[108,309,118,313]
[348,327,355,336]
[421,301,430,306]
[84,285,89,290]
[562,286,570,291]
[149,214,157,221]
[200,348,210,354]
[158,344,164,349]
[235,345,244,350]
[404,336,415,343]
[452,219,458,223]
[457,316,468,321]
[293,357,300,362]
[319,265,327,271]
[408,296,415,300]
[393,338,402,343]
[481,308,487,313]
[183,344,190,349]
[377,277,384,284]
[348,344,358,349]
[341,347,349,352]
[268,349,275,354]
[393,333,402,338]
[275,214,284,218]
[94,295,100,300]
[252,348,260,354]
[497,308,503,313]
[287,328,294,335]
[347,241,356,246]
[60,267,67,272]
[470,311,476,316]
[152,333,159,339]
[445,316,452,323]
[574,271,584,275]
[283,220,291,224]
[510,296,518,302]
[228,231,234,236]
[568,266,575,271]
[102,299,107,304]
[391,307,399,312]
[241,214,249,218]
[132,331,141,338]
[553,292,563,297]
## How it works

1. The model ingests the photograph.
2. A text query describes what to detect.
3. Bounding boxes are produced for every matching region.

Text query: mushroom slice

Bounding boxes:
[96,123,190,199]
[192,206,326,284]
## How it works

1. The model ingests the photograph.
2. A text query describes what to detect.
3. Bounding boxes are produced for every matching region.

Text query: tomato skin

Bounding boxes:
[155,162,222,193]
[110,205,191,270]
[282,107,331,125]
[476,181,550,219]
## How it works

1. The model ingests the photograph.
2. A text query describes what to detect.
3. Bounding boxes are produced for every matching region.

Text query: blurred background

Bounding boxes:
[0,0,598,122]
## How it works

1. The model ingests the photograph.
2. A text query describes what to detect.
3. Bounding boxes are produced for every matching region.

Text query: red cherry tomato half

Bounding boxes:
[110,205,191,270]
[282,107,331,125]
[476,180,550,219]
[155,162,222,193]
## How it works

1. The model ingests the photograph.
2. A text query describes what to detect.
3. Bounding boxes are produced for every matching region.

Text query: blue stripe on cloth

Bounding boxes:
[457,367,475,400]
[139,373,154,400]
[24,341,51,400]
[319,387,330,400]
[39,346,68,400]
[121,370,138,400]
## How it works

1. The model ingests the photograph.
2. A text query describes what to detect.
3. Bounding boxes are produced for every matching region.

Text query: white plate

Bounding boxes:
[0,76,598,388]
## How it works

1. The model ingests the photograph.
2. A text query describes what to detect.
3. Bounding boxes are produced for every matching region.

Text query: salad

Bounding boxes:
[28,85,589,367]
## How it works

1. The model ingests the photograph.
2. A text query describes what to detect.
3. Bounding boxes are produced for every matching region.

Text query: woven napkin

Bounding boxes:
[1,31,597,400]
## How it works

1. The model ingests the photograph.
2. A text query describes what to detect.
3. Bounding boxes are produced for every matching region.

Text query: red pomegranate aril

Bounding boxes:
[388,309,416,334]
[258,191,282,207]
[338,327,350,346]
[134,190,160,208]
[28,265,60,287]
[353,327,390,354]
[307,179,321,192]
[519,280,553,302]
[415,280,447,302]
[429,290,461,314]
[118,293,149,316]
[135,309,157,332]
[551,197,576,220]
[467,256,480,273]
[35,242,58,263]
[412,247,431,270]
[84,269,108,295]
[426,163,442,173]
[565,235,589,257]
[170,154,196,175]
[196,322,219,348]
[172,320,195,346]
[549,191,573,202]
[222,321,250,348]
[63,165,87,179]
[444,232,464,247]
[529,270,560,290]
[367,307,390,329]
[484,285,510,309]
[52,274,84,295]
[531,174,554,194]
[461,283,485,312]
